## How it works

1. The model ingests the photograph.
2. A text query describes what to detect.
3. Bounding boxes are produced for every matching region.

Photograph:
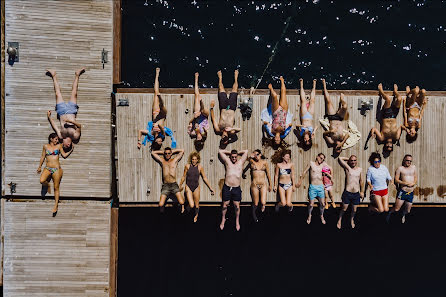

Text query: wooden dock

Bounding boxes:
[115,90,446,204]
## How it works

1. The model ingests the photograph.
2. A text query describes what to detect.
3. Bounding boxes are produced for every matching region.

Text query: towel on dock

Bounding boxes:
[261,105,293,138]
[319,118,361,149]
[142,121,177,148]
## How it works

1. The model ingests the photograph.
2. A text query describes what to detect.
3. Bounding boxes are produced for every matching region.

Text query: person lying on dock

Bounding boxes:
[179,151,215,223]
[138,68,176,150]
[337,155,364,229]
[296,153,327,225]
[273,149,296,213]
[265,76,291,147]
[296,78,318,149]
[321,79,349,154]
[402,86,428,142]
[151,147,185,213]
[37,133,73,217]
[219,149,249,231]
[46,68,85,153]
[187,72,210,151]
[387,154,417,224]
[366,152,392,214]
[366,84,404,152]
[210,70,241,147]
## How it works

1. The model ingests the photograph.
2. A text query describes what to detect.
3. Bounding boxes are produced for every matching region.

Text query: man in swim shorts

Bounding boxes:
[367,84,404,152]
[337,155,364,229]
[210,70,241,147]
[297,153,327,224]
[151,147,185,213]
[219,149,248,231]
[387,154,417,224]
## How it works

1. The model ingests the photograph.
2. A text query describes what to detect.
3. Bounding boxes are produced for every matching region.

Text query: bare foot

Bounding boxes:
[234,69,239,79]
[405,86,411,95]
[378,83,384,93]
[268,83,273,91]
[332,202,336,209]
[250,86,255,96]
[52,205,58,213]
[193,214,198,223]
[46,69,56,77]
[340,92,345,101]
[75,67,86,77]
[210,100,215,108]
[137,142,141,149]
[217,70,222,79]
[306,215,312,224]
[181,205,185,214]
[393,84,398,95]
[351,219,356,229]
[219,217,226,230]
[337,220,342,229]
[321,78,327,90]
[195,72,199,78]
[261,204,266,212]
[299,78,303,86]
[156,67,160,75]
[321,215,326,225]
[279,76,284,83]
[312,79,317,88]
[401,215,406,224]
[47,184,52,194]
[235,222,241,231]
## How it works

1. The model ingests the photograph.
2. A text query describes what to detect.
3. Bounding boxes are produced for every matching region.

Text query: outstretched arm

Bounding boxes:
[200,166,215,194]
[210,101,221,133]
[296,164,311,188]
[311,126,319,138]
[179,164,189,189]
[47,111,62,139]
[359,170,365,200]
[151,150,164,163]
[137,129,148,148]
[60,143,74,158]
[37,146,46,173]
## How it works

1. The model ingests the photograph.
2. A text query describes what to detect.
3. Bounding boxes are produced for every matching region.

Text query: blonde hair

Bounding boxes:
[188,151,201,163]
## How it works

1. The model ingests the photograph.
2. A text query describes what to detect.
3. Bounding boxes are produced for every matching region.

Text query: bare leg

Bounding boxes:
[175,192,185,213]
[319,198,326,224]
[285,188,293,211]
[217,70,225,93]
[387,198,404,223]
[269,84,280,112]
[368,195,384,213]
[185,186,195,209]
[194,72,201,114]
[46,69,64,104]
[159,194,168,213]
[307,199,314,224]
[232,70,239,93]
[308,79,316,114]
[260,185,267,212]
[51,168,63,215]
[40,169,52,196]
[322,79,335,115]
[336,93,348,119]
[351,205,358,228]
[220,201,230,230]
[278,76,288,111]
[382,194,389,212]
[402,202,412,223]
[154,67,160,95]
[70,68,86,103]
[337,203,349,229]
[152,68,161,121]
[234,201,241,231]
[277,187,287,210]
[193,187,200,223]
[378,83,392,109]
[250,184,260,222]
[417,88,427,106]
[393,84,403,108]
[299,78,307,118]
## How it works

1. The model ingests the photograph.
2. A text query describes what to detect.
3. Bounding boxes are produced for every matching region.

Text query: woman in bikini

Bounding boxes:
[268,76,289,146]
[296,78,318,149]
[273,150,296,212]
[247,149,272,222]
[137,67,168,150]
[403,86,428,141]
[187,72,210,151]
[179,152,215,222]
[37,133,73,216]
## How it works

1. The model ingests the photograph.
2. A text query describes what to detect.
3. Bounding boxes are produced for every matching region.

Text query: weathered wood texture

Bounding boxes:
[1,0,6,196]
[3,199,110,297]
[4,0,113,197]
[116,91,446,203]
[109,207,118,297]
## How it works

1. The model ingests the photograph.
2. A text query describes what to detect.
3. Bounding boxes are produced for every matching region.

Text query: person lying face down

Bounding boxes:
[210,70,241,146]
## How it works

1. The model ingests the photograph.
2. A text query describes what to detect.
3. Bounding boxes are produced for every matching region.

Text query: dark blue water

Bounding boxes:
[122,0,446,90]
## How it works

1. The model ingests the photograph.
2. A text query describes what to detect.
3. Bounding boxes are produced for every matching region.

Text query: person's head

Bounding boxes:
[221,131,229,145]
[408,124,417,137]
[230,149,238,163]
[303,131,312,146]
[348,155,358,168]
[282,150,291,163]
[194,138,205,151]
[316,153,325,165]
[48,133,59,145]
[253,149,262,161]
[151,136,163,151]
[188,151,200,166]
[384,139,393,152]
[334,142,342,154]
[406,130,418,143]
[62,137,73,152]
[274,132,281,145]
[163,147,172,160]
[402,154,413,167]
[368,152,381,168]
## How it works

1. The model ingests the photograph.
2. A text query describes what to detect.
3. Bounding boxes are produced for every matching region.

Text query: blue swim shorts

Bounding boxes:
[56,102,79,117]
[309,184,325,200]
[397,190,414,203]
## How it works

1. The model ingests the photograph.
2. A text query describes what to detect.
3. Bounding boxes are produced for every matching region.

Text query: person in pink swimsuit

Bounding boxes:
[268,76,289,147]
[322,164,336,209]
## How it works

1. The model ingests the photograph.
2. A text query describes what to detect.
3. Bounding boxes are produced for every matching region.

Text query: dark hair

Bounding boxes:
[368,152,381,165]
[164,147,172,152]
[318,152,325,159]
[151,141,162,151]
[406,132,418,143]
[254,149,262,155]
[48,132,58,143]
[230,149,238,155]
[282,149,292,159]
[403,154,412,160]
[194,139,205,151]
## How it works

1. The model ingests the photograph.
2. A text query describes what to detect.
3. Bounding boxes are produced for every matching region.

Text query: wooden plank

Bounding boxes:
[109,207,118,297]
[1,0,5,196]
[116,92,446,203]
[3,199,110,297]
[4,0,113,197]
[113,0,121,84]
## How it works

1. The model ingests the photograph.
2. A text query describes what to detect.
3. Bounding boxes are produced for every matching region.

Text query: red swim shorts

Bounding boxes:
[372,188,388,197]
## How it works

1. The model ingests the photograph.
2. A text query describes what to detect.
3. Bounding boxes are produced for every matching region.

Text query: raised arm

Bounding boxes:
[151,150,164,163]
[311,126,319,138]
[200,165,215,194]
[173,149,184,162]
[218,149,231,164]
[60,143,74,158]
[210,101,221,133]
[338,157,350,170]
[137,129,149,148]
[37,145,46,173]
[370,127,384,142]
[239,150,249,164]
[65,118,82,129]
[47,111,62,139]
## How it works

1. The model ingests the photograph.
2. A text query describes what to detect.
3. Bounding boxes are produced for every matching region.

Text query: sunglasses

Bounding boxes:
[350,159,357,162]
[374,160,381,163]
[405,159,412,162]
